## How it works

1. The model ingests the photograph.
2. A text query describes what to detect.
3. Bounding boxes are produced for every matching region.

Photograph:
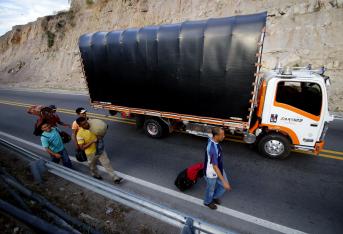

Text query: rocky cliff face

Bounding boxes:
[0,0,342,111]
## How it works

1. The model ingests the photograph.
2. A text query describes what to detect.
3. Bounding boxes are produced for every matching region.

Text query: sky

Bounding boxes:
[0,0,70,36]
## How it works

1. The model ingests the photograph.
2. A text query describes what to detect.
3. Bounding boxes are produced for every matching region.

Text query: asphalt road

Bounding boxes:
[0,88,342,234]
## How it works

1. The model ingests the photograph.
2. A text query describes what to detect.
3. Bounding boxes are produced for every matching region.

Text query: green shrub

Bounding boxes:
[46,31,56,48]
[86,0,94,5]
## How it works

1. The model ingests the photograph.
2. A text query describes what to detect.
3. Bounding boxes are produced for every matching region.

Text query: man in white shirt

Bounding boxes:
[204,127,231,210]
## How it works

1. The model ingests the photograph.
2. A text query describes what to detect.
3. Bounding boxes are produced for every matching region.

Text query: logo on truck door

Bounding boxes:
[270,114,278,123]
[280,117,303,123]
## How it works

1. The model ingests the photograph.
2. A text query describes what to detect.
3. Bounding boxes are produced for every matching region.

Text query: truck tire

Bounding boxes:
[144,119,164,138]
[258,133,291,159]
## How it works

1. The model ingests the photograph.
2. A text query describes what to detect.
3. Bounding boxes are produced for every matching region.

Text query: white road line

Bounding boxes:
[0,131,306,234]
[334,116,343,121]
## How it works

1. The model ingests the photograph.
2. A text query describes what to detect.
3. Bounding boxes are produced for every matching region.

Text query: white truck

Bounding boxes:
[243,65,333,158]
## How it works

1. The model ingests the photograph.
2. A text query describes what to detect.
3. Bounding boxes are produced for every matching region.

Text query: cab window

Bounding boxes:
[275,81,322,116]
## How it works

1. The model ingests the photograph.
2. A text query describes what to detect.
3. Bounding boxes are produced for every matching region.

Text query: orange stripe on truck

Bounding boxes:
[257,80,267,118]
[260,124,300,145]
[274,102,320,122]
[249,120,259,134]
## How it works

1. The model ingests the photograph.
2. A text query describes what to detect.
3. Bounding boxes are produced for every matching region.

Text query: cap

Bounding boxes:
[48,105,56,110]
[76,107,87,114]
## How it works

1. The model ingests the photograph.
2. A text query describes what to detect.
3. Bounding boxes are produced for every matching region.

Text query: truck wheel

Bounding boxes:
[258,133,291,159]
[144,119,164,138]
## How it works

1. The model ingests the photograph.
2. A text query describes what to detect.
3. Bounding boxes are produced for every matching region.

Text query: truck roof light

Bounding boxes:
[274,60,283,73]
[282,67,293,75]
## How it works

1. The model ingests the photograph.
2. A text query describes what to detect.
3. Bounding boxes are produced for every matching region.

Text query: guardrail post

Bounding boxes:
[30,159,46,183]
[181,217,195,234]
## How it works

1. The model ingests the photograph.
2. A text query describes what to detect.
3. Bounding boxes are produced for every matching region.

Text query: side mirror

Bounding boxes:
[325,78,331,87]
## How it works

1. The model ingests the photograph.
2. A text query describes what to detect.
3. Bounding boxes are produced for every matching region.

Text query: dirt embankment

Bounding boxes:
[0,0,342,111]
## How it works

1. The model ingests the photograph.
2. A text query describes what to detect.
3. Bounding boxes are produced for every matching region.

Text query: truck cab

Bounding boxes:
[252,67,334,159]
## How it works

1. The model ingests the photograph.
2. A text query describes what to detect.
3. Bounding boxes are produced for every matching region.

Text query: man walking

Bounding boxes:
[204,127,231,210]
[40,121,73,168]
[76,117,122,184]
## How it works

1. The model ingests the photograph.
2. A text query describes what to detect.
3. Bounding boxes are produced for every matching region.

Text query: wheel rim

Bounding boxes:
[264,140,285,157]
[147,123,158,136]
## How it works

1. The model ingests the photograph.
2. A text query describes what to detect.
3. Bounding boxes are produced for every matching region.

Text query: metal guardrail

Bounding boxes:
[0,137,235,234]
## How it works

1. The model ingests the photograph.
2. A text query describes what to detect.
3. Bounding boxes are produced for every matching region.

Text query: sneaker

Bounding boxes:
[204,202,217,210]
[213,198,221,205]
[114,177,123,184]
[93,175,103,180]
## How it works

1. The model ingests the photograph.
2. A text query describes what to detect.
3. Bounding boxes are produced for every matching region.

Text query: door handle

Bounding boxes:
[310,123,318,127]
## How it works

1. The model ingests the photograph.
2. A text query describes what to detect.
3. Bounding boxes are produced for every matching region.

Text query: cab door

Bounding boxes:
[265,80,324,147]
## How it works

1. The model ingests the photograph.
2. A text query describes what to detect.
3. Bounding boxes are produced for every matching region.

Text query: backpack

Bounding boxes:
[59,131,71,144]
[174,162,204,191]
[75,149,87,162]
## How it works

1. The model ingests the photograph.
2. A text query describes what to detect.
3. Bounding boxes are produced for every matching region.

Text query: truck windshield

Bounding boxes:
[275,81,322,116]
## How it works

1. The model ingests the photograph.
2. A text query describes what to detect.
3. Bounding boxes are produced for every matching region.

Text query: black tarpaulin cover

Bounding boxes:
[79,12,267,120]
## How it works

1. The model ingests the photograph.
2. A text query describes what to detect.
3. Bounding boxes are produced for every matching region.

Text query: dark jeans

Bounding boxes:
[51,148,73,168]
